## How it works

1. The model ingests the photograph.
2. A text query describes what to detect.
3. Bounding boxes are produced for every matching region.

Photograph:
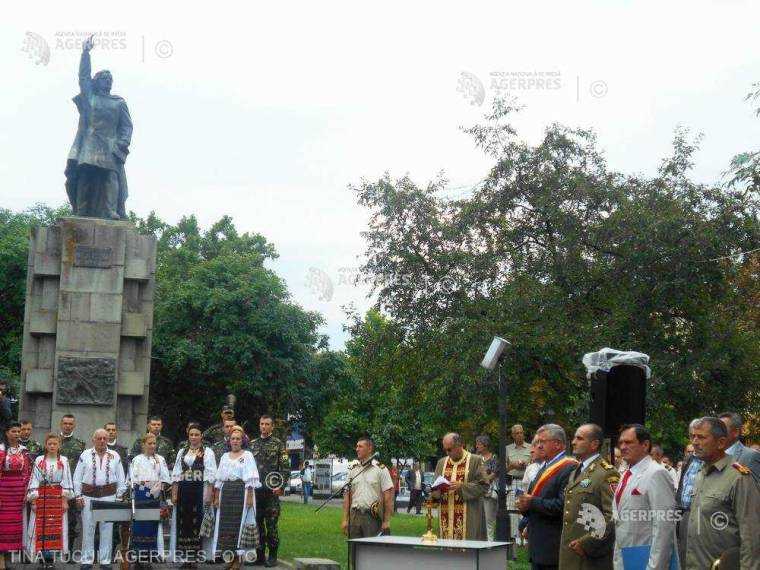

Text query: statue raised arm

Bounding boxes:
[64,35,132,220]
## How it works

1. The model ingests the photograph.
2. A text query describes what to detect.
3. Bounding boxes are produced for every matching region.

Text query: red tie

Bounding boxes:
[615,468,632,506]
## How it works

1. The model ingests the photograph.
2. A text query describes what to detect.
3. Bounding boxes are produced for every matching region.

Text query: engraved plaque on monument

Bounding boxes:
[56,356,116,406]
[74,245,113,268]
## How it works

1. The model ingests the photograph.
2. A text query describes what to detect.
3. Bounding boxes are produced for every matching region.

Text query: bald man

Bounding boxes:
[73,429,128,570]
[432,433,489,540]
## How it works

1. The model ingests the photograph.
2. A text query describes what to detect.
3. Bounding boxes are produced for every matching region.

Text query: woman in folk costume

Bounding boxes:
[25,434,74,567]
[431,432,490,541]
[212,426,260,570]
[0,421,33,569]
[128,433,172,566]
[169,423,217,567]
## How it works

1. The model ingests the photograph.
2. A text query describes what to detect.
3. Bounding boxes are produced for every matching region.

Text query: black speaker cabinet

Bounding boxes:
[589,364,646,437]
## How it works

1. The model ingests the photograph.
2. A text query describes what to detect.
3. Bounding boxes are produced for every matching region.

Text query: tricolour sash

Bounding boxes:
[530,457,577,496]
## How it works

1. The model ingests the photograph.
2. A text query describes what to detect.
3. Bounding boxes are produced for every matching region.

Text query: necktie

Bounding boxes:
[615,468,632,505]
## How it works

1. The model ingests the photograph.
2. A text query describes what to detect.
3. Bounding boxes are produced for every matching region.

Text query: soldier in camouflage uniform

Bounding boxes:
[211,418,240,462]
[250,415,289,567]
[59,414,86,554]
[203,405,236,446]
[130,415,175,465]
[19,419,43,460]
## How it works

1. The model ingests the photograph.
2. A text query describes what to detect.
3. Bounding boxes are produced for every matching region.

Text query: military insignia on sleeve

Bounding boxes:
[580,478,591,488]
[732,462,750,475]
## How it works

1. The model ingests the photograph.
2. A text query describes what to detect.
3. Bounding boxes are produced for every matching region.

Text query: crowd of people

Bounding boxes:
[0,406,289,570]
[342,413,760,569]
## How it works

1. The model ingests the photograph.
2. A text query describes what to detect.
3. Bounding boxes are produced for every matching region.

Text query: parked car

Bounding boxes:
[331,471,348,495]
[288,470,302,494]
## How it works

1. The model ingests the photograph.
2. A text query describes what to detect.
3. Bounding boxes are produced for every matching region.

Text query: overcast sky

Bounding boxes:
[2,2,759,348]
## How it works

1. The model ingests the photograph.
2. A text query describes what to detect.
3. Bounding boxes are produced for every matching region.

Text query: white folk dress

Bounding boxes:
[211,450,260,556]
[128,453,172,555]
[25,455,74,557]
[168,446,217,561]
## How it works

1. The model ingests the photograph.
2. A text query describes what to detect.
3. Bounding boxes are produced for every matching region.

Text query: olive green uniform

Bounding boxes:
[250,435,288,558]
[60,433,86,550]
[559,455,619,570]
[685,454,760,569]
[130,433,175,465]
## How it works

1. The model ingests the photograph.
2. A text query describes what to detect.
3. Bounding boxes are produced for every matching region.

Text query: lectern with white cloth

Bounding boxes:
[349,536,509,570]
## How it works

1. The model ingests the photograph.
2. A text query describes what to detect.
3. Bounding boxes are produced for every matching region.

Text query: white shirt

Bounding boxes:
[129,453,172,485]
[171,446,217,484]
[73,447,127,497]
[348,459,393,510]
[414,471,422,490]
[214,451,261,489]
[581,453,600,472]
[522,462,542,486]
[28,455,74,500]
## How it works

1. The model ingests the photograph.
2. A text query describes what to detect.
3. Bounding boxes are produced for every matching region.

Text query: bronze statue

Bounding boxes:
[65,35,133,220]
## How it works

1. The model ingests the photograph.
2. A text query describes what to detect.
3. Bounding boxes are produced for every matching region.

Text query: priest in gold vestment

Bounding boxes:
[432,432,490,540]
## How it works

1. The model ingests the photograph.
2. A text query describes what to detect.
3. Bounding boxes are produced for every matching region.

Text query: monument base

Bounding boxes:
[19,216,156,446]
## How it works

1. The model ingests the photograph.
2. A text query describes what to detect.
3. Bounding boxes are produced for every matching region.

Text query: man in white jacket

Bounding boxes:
[612,424,677,570]
[73,429,128,570]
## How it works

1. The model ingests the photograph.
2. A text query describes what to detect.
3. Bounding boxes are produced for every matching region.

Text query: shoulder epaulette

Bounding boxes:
[732,462,750,475]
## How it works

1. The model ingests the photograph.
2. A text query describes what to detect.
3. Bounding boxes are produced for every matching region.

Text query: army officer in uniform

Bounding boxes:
[341,437,394,538]
[560,424,619,570]
[686,417,760,569]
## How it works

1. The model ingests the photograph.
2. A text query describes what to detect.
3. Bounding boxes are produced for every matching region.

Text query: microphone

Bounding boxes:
[362,452,380,466]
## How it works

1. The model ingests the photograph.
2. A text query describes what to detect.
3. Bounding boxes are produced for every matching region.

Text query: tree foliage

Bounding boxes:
[0,208,343,443]
[348,98,760,452]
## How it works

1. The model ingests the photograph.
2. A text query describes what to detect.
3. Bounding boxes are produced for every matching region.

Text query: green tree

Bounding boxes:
[315,309,438,465]
[351,99,760,454]
[0,204,70,392]
[0,208,340,443]
[140,213,332,441]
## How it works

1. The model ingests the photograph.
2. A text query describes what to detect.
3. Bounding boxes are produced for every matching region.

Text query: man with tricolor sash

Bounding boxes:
[431,432,490,541]
[517,424,578,570]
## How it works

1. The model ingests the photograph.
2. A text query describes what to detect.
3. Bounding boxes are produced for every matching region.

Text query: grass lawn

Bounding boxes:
[278,502,531,569]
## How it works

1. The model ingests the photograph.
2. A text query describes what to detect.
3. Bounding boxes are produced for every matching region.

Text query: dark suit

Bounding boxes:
[107,442,128,462]
[404,469,424,513]
[521,453,577,570]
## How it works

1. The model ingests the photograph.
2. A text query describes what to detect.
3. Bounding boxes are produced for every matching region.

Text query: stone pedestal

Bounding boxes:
[19,216,156,445]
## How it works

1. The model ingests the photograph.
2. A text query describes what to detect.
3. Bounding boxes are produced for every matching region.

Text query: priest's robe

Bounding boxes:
[432,451,489,541]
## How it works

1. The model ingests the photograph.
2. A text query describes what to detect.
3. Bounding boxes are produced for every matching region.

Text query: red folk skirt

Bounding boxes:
[0,469,28,551]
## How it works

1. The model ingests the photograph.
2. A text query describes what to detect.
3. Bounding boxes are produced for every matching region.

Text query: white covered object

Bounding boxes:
[582,347,651,379]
